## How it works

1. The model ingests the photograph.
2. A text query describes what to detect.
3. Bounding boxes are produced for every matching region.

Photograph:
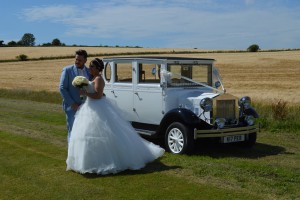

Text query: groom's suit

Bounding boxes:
[59,64,92,143]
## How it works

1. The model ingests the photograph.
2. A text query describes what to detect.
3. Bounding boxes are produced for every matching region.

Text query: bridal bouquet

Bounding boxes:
[72,76,89,100]
[72,76,89,88]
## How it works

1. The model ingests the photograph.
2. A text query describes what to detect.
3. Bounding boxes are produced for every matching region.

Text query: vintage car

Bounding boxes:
[102,56,259,154]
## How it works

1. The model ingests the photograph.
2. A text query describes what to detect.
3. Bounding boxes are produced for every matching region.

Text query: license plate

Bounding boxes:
[223,135,245,143]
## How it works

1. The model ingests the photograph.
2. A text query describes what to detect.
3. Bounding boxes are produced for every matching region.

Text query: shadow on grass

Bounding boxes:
[81,159,181,179]
[192,140,287,158]
[146,137,287,159]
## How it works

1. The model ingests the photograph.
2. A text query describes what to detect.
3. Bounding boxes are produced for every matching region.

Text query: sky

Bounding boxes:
[1,0,300,50]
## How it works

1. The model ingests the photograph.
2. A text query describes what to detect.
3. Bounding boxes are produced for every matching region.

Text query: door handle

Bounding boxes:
[111,90,117,97]
[134,92,143,100]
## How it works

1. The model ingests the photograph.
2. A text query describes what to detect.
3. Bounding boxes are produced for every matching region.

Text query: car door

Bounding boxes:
[105,60,135,122]
[132,61,164,125]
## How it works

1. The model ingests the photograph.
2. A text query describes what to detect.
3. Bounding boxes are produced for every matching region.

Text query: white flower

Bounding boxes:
[72,76,89,88]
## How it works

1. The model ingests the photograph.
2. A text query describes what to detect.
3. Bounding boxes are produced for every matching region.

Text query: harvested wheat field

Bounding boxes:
[0,48,299,104]
[0,46,200,60]
[163,51,300,104]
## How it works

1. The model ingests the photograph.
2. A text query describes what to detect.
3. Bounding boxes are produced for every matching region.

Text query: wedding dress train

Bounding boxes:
[66,82,165,175]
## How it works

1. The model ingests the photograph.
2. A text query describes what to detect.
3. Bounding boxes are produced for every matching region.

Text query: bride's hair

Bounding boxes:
[90,58,104,71]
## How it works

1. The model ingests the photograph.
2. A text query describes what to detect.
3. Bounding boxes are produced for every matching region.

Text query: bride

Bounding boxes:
[66,58,165,175]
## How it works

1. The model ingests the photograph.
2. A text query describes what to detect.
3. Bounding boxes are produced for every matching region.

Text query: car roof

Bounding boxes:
[103,56,215,62]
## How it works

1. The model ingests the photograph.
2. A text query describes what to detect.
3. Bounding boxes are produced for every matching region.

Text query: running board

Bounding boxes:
[135,129,156,136]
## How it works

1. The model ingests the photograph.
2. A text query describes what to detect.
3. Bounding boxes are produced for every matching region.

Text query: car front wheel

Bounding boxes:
[165,122,194,154]
[243,132,257,147]
[237,132,257,148]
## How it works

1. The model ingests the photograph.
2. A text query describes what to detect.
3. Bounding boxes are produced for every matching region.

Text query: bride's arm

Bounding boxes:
[82,76,105,99]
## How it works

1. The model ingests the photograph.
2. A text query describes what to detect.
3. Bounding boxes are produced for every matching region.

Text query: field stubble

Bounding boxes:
[0,48,299,104]
[0,46,199,60]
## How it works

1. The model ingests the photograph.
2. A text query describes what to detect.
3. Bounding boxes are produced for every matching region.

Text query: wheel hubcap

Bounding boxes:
[168,128,184,153]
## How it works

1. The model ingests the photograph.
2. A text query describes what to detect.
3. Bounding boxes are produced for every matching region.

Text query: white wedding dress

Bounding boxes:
[66,81,165,175]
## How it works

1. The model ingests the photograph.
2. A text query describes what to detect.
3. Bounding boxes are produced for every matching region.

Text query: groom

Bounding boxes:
[59,49,92,144]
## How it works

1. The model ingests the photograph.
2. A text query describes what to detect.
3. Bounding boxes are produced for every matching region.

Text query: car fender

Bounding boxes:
[244,106,259,118]
[158,108,202,134]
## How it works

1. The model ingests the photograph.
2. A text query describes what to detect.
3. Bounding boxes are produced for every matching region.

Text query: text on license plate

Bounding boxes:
[223,135,245,143]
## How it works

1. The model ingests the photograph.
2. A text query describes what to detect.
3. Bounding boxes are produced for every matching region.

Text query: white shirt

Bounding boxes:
[77,67,88,79]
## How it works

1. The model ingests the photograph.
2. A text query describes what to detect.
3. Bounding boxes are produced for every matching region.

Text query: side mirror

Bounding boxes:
[215,81,221,88]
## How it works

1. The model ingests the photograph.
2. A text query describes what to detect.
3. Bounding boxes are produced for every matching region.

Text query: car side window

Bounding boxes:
[138,63,161,83]
[115,62,132,83]
[104,62,111,82]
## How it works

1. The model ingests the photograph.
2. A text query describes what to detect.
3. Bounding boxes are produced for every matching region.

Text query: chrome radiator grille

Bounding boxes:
[215,99,236,120]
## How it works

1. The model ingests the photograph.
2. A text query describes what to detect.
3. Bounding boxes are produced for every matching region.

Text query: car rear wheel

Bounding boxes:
[165,122,194,154]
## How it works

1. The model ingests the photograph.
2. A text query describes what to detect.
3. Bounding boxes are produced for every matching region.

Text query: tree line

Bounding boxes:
[0,33,65,47]
[1,32,262,52]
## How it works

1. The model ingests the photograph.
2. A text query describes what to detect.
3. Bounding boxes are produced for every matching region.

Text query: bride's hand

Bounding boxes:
[79,89,87,96]
[71,103,80,111]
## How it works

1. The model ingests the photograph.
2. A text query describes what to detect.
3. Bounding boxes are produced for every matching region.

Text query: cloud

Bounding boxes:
[245,0,255,6]
[21,1,300,48]
[22,5,78,22]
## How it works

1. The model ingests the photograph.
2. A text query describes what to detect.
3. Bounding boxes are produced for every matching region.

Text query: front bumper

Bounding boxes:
[194,124,259,139]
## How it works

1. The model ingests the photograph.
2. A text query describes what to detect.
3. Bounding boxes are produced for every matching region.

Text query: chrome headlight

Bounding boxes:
[245,115,255,126]
[239,96,251,109]
[200,98,213,112]
[215,118,226,129]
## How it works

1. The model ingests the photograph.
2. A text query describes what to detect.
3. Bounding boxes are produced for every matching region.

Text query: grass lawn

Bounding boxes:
[0,98,299,199]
